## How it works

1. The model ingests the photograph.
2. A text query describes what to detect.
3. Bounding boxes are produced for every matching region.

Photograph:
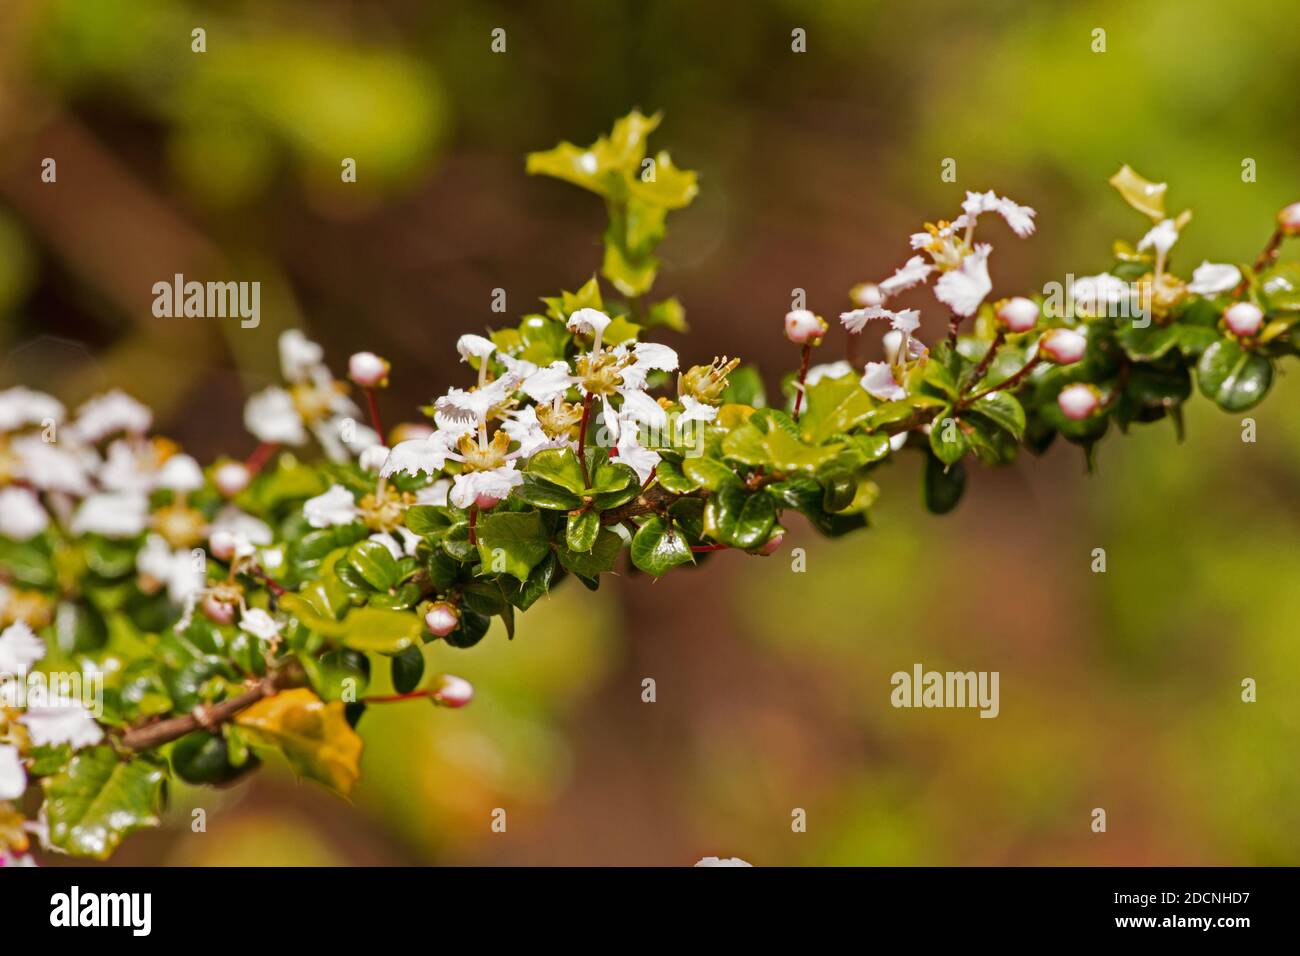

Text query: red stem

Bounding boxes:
[468,504,479,547]
[244,442,279,475]
[792,344,812,421]
[363,689,431,704]
[691,543,729,553]
[364,387,384,440]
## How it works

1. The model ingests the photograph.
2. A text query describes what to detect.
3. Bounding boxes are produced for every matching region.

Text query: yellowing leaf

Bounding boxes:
[235,689,363,798]
[1108,164,1167,221]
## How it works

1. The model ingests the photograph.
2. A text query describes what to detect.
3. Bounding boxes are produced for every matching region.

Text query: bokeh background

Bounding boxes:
[3,0,1299,865]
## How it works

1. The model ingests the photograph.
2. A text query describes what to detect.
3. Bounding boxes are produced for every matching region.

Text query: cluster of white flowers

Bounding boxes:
[835,190,1038,402]
[374,307,692,506]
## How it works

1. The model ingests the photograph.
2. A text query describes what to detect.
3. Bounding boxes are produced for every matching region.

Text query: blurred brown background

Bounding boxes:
[3,0,1299,864]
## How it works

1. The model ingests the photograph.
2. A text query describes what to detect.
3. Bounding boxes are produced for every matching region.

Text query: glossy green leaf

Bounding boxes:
[475,510,551,582]
[345,540,399,591]
[630,516,693,576]
[969,391,1026,440]
[44,748,166,860]
[525,448,587,495]
[565,509,601,552]
[1197,339,1273,411]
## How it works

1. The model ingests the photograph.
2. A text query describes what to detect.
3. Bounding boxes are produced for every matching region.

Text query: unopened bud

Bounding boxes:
[474,493,502,510]
[202,595,236,625]
[425,601,460,637]
[1057,383,1100,421]
[850,282,884,309]
[784,309,828,346]
[1040,328,1087,365]
[1277,202,1300,236]
[349,351,391,388]
[760,532,784,555]
[996,297,1039,333]
[209,530,240,562]
[430,673,474,708]
[1223,301,1264,338]
[213,461,251,497]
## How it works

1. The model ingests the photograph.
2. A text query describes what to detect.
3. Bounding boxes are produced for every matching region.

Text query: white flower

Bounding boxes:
[303,484,359,528]
[616,342,679,390]
[861,362,906,401]
[805,361,854,385]
[244,387,309,445]
[502,407,566,458]
[97,440,158,493]
[358,444,391,473]
[1137,218,1180,256]
[449,464,524,509]
[279,330,325,383]
[456,334,497,363]
[1071,273,1134,315]
[1224,302,1264,338]
[566,307,613,348]
[433,375,519,429]
[962,190,1036,238]
[934,243,993,317]
[70,492,149,538]
[156,454,204,493]
[881,329,926,366]
[213,461,251,497]
[19,695,104,750]
[239,607,282,642]
[70,390,152,443]
[1186,261,1241,296]
[879,256,934,297]
[614,421,660,483]
[614,388,667,430]
[137,535,205,605]
[678,395,718,424]
[520,361,576,403]
[0,487,49,541]
[0,744,25,800]
[415,479,451,507]
[210,506,272,547]
[0,621,46,677]
[10,435,95,496]
[0,386,64,433]
[381,430,465,479]
[368,529,420,560]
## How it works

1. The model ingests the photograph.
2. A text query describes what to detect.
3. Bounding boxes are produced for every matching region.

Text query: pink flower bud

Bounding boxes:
[1057,384,1099,421]
[214,461,251,497]
[202,595,236,625]
[209,530,239,562]
[474,493,502,510]
[760,532,784,555]
[358,445,390,473]
[425,601,460,638]
[348,351,391,388]
[996,297,1039,333]
[784,309,828,346]
[1223,302,1264,338]
[1277,202,1300,237]
[430,673,474,708]
[1040,328,1087,365]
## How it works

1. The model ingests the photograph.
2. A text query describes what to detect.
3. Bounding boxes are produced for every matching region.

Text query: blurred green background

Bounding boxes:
[2,0,1298,865]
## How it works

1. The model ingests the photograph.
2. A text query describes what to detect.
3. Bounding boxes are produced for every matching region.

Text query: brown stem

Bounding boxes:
[947,313,962,346]
[468,504,479,547]
[1254,228,1284,272]
[120,666,304,751]
[962,331,1005,397]
[792,344,813,421]
[965,357,1041,405]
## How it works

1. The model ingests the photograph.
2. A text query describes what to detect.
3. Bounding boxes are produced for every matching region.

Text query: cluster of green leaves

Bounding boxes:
[526,110,695,329]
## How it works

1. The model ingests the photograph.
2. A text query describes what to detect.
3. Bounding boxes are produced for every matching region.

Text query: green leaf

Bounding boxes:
[645,296,688,333]
[404,505,453,536]
[969,391,1026,441]
[235,688,364,797]
[282,595,422,653]
[1197,339,1273,411]
[928,410,969,466]
[654,459,698,494]
[720,422,769,466]
[798,376,875,444]
[475,510,551,582]
[345,540,399,591]
[731,491,777,550]
[558,528,623,577]
[525,448,587,495]
[390,645,425,694]
[682,456,740,491]
[503,553,558,611]
[513,475,583,510]
[720,364,767,407]
[588,456,637,494]
[1260,263,1300,311]
[630,516,693,576]
[566,509,601,552]
[626,150,699,209]
[44,748,166,860]
[923,454,966,515]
